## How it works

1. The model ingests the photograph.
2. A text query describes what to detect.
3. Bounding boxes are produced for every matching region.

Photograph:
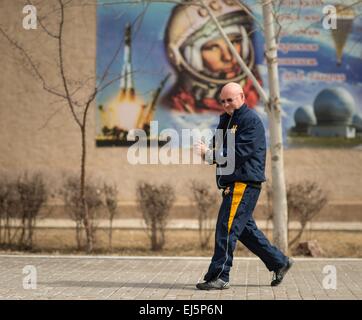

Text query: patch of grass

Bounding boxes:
[287,135,362,148]
[1,228,361,258]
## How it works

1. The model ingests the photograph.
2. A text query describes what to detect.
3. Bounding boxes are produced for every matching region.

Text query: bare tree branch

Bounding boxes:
[70,76,95,97]
[0,26,68,101]
[275,0,362,38]
[97,72,131,93]
[26,0,59,39]
[38,104,65,131]
[57,0,81,127]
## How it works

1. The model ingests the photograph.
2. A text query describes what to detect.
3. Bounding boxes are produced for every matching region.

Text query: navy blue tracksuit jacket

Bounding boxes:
[214,103,266,188]
[204,104,287,283]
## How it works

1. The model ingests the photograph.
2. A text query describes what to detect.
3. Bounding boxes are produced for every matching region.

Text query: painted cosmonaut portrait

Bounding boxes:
[162,0,262,114]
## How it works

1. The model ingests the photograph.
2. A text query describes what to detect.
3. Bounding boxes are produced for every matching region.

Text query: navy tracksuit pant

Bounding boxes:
[204,182,288,283]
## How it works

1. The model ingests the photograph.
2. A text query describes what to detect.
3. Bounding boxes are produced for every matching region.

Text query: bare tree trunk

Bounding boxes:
[80,125,93,253]
[262,0,288,254]
[198,217,204,249]
[109,219,113,251]
[6,215,10,245]
[19,214,26,247]
[151,219,157,251]
[289,226,305,247]
[76,221,82,250]
[0,216,3,243]
[160,228,165,251]
[26,214,34,249]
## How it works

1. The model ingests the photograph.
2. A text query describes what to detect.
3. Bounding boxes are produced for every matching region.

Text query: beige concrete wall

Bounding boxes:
[1,1,362,211]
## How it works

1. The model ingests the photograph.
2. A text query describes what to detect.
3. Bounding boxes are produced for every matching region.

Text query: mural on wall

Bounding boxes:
[95,0,362,147]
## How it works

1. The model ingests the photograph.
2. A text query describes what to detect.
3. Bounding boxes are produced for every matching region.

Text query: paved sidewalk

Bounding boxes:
[0,255,361,300]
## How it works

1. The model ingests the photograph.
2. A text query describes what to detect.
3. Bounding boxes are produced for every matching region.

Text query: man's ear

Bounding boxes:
[241,93,245,102]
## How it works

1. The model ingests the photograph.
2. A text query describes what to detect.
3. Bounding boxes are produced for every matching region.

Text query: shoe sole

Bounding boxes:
[271,258,294,287]
[196,284,230,290]
[199,286,230,291]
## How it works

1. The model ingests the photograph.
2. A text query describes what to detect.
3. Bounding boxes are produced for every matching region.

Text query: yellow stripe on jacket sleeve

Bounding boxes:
[228,182,247,233]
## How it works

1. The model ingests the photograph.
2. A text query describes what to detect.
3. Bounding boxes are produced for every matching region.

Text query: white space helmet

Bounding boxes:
[165,0,255,86]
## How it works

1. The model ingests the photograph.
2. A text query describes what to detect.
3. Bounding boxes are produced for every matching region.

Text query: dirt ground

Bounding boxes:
[1,228,361,258]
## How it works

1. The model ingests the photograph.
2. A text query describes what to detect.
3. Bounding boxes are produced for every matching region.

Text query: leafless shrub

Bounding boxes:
[0,179,20,246]
[0,179,10,244]
[16,173,47,249]
[136,181,175,251]
[189,180,218,249]
[287,180,328,247]
[103,182,118,251]
[61,176,102,250]
[0,173,47,250]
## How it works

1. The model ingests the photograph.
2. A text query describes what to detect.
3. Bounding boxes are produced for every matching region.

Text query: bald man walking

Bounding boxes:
[196,82,293,290]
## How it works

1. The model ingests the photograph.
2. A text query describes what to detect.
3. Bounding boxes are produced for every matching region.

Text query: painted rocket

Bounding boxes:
[119,23,135,98]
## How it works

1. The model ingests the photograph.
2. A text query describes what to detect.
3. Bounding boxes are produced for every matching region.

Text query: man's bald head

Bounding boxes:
[219,82,245,115]
[220,82,243,97]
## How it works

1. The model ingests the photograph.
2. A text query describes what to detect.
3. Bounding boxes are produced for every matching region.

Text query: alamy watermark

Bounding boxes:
[322,5,337,30]
[322,265,337,290]
[23,265,37,290]
[126,121,236,175]
[22,5,37,30]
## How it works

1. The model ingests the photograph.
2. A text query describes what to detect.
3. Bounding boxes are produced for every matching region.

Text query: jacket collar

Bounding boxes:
[233,103,248,116]
[220,103,248,119]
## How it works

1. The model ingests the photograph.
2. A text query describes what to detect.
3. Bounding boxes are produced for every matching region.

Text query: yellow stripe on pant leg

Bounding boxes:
[228,182,247,234]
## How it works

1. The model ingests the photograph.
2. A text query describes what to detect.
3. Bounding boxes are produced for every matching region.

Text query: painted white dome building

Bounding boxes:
[293,105,316,133]
[309,87,357,138]
[352,113,362,137]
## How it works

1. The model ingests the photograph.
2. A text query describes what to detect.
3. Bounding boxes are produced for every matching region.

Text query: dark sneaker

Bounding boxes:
[196,278,230,290]
[271,257,294,287]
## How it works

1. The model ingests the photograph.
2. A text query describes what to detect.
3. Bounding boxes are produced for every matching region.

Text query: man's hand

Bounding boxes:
[194,140,209,159]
